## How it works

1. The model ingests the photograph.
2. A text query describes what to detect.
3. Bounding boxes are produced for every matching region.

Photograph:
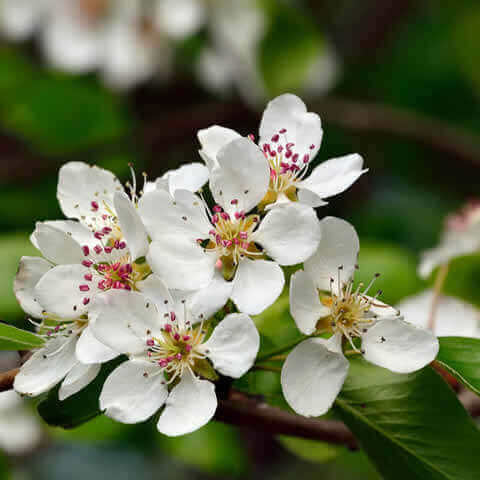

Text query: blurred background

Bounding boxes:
[1,0,480,478]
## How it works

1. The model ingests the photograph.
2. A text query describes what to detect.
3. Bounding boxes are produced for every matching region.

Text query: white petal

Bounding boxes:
[139,188,211,241]
[14,256,53,318]
[31,222,84,265]
[113,192,148,261]
[161,163,210,196]
[157,369,216,437]
[57,161,120,220]
[304,216,359,291]
[34,264,92,319]
[290,270,330,335]
[298,154,367,205]
[0,0,42,41]
[147,236,216,291]
[259,93,323,161]
[179,270,233,322]
[154,0,205,39]
[14,336,78,397]
[75,326,118,365]
[89,290,158,355]
[38,220,96,248]
[197,125,241,170]
[362,318,439,374]
[252,203,321,265]
[59,362,101,401]
[211,137,269,215]
[397,290,480,338]
[136,274,174,315]
[203,313,259,378]
[231,259,285,315]
[281,336,348,417]
[100,360,168,424]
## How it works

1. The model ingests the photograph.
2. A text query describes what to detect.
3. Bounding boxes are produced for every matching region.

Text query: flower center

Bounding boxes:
[257,128,316,209]
[201,204,263,280]
[144,316,208,384]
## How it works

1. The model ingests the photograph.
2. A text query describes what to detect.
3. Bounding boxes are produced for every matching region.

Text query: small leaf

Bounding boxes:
[37,356,125,429]
[335,358,480,480]
[436,336,480,395]
[277,436,342,463]
[0,323,44,350]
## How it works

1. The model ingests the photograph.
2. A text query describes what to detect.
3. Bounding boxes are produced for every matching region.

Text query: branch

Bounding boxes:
[0,367,18,392]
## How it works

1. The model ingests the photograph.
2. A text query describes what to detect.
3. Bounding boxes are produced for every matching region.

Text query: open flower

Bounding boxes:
[89,283,260,436]
[419,200,480,278]
[281,216,439,417]
[140,137,322,315]
[198,94,366,210]
[397,290,480,338]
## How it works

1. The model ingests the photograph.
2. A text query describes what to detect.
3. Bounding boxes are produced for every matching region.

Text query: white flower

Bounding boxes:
[198,94,367,210]
[0,0,49,41]
[419,200,480,278]
[0,390,43,454]
[281,216,439,417]
[397,290,480,338]
[89,283,260,437]
[140,138,322,315]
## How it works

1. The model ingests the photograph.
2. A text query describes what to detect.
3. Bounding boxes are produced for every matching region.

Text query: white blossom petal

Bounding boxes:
[231,259,284,315]
[157,369,216,437]
[136,274,174,315]
[210,137,269,215]
[252,203,321,265]
[37,220,96,248]
[31,222,84,265]
[362,318,439,374]
[159,163,210,196]
[397,290,480,338]
[90,290,158,355]
[281,335,348,417]
[139,188,211,241]
[100,360,168,424]
[154,0,205,39]
[14,336,78,397]
[298,154,367,206]
[259,94,323,161]
[14,256,53,318]
[75,325,118,365]
[203,313,259,378]
[197,125,241,170]
[113,192,148,261]
[290,270,330,335]
[147,236,216,291]
[0,0,43,41]
[59,362,101,401]
[34,264,92,319]
[57,161,120,220]
[304,216,359,292]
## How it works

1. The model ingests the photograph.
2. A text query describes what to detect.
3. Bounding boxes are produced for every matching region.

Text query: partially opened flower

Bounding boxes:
[90,283,259,436]
[397,290,480,338]
[281,216,439,417]
[0,390,43,455]
[198,94,366,210]
[140,137,322,315]
[419,200,480,278]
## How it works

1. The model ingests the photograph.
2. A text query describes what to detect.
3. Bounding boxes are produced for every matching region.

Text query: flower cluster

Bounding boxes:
[12,94,439,435]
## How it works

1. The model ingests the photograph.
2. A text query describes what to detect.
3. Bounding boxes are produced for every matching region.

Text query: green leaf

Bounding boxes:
[277,436,342,463]
[37,356,125,429]
[436,336,480,395]
[158,422,249,476]
[259,4,324,96]
[335,358,480,480]
[0,322,44,350]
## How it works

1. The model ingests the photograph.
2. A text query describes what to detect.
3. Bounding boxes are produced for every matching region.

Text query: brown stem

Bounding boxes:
[0,367,19,392]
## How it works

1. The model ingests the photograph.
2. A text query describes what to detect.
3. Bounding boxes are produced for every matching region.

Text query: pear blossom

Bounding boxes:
[0,390,43,454]
[198,94,367,210]
[419,200,480,278]
[89,283,260,436]
[397,290,480,338]
[281,217,439,417]
[140,137,322,315]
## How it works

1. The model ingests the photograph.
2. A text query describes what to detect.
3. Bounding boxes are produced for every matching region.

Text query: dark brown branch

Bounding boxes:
[0,367,18,392]
[216,390,357,449]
